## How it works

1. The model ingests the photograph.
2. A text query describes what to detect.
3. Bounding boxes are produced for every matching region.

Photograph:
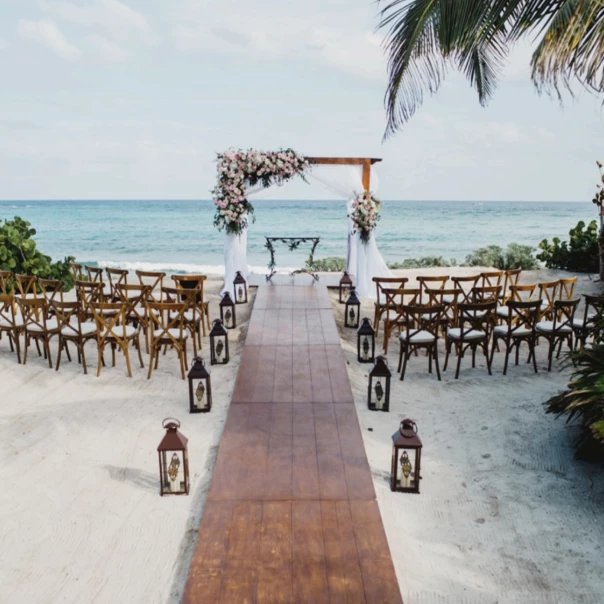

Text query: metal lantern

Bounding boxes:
[158,418,190,496]
[344,288,361,328]
[368,355,391,411]
[233,271,248,304]
[187,356,212,413]
[357,317,375,363]
[219,291,236,329]
[209,319,229,365]
[391,419,422,494]
[339,271,353,304]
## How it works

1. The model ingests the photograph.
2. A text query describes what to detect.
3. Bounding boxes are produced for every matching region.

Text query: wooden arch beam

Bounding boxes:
[305,156,382,192]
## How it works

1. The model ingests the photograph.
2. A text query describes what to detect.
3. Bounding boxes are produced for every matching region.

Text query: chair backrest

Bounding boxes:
[401,304,444,339]
[38,279,64,307]
[105,268,129,297]
[136,270,166,302]
[147,301,187,346]
[509,283,536,303]
[75,280,106,313]
[17,297,51,332]
[51,301,86,337]
[91,302,128,341]
[85,265,104,283]
[0,294,18,329]
[537,281,560,319]
[581,294,604,338]
[552,299,580,332]
[558,277,578,301]
[115,284,151,323]
[69,262,84,282]
[501,300,542,335]
[416,275,448,295]
[480,271,504,288]
[457,301,496,338]
[471,285,501,304]
[501,269,522,303]
[451,275,480,303]
[424,287,461,306]
[372,276,409,305]
[171,274,206,306]
[0,270,13,295]
[14,274,37,297]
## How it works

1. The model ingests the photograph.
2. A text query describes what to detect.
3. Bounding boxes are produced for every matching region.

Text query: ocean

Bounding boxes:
[0,199,593,274]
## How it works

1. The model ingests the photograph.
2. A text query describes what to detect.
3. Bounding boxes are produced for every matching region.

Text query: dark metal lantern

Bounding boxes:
[158,418,190,496]
[368,355,391,411]
[209,319,229,365]
[188,356,212,413]
[357,317,375,363]
[344,288,361,328]
[233,271,248,304]
[219,291,236,329]
[391,419,422,494]
[339,271,353,304]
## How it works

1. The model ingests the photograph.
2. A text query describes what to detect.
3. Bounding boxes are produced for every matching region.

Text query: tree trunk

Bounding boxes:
[599,228,604,281]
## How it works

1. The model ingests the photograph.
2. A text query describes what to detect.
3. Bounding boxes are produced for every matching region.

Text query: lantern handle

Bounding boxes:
[191,356,205,368]
[163,417,181,429]
[376,355,388,366]
[400,419,417,436]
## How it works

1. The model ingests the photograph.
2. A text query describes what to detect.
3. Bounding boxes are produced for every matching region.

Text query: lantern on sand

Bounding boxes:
[357,317,375,363]
[344,288,361,328]
[188,356,212,413]
[219,292,236,329]
[209,319,229,365]
[233,271,248,304]
[158,418,190,496]
[339,271,353,304]
[391,419,422,494]
[368,355,391,411]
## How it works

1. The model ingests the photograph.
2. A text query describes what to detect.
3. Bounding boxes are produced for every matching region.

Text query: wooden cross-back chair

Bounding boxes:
[105,268,129,300]
[372,276,408,337]
[0,270,13,295]
[163,286,201,354]
[17,297,59,368]
[480,271,504,289]
[558,277,578,301]
[496,283,536,322]
[537,281,560,321]
[501,269,522,303]
[573,294,604,349]
[147,301,189,380]
[114,284,152,351]
[536,299,580,371]
[14,274,37,299]
[397,304,444,381]
[416,275,448,299]
[450,275,480,304]
[444,301,496,379]
[38,279,64,316]
[75,280,106,320]
[491,300,542,375]
[52,300,98,374]
[171,274,210,337]
[424,287,461,335]
[91,302,145,378]
[69,262,84,282]
[0,294,22,363]
[85,265,103,282]
[136,270,166,303]
[382,288,422,354]
[471,285,502,304]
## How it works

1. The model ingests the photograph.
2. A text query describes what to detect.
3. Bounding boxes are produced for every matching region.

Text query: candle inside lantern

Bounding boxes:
[168,453,181,492]
[237,286,243,302]
[343,287,349,300]
[362,336,370,360]
[349,307,355,323]
[375,379,384,409]
[400,451,413,488]
[216,338,224,360]
[195,381,205,409]
[225,308,232,328]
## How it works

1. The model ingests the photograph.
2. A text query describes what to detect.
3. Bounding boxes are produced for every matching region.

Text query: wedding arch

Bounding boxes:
[212,149,392,298]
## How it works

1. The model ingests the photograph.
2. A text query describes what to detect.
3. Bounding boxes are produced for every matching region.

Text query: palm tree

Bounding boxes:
[378,0,604,137]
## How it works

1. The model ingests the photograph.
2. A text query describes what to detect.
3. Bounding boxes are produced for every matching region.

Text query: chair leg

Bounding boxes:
[23,334,30,365]
[514,342,520,366]
[471,346,476,368]
[428,347,433,374]
[531,340,538,374]
[97,343,104,377]
[14,333,22,364]
[433,345,441,381]
[135,336,145,368]
[64,341,72,363]
[56,337,63,371]
[443,339,451,371]
[400,347,410,381]
[123,344,133,378]
[397,343,403,373]
[455,347,463,379]
[503,342,511,376]
[80,343,88,375]
[111,344,116,367]
[35,338,42,357]
[147,343,156,379]
[374,308,380,337]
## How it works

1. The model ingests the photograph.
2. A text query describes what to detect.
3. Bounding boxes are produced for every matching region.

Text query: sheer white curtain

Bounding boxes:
[307,165,392,299]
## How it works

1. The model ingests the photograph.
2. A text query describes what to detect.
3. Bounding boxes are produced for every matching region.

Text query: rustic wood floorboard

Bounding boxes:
[184,284,401,603]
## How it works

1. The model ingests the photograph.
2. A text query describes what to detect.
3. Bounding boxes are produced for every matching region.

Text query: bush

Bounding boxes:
[0,216,74,290]
[309,256,347,272]
[464,243,539,270]
[537,220,599,273]
[388,256,455,269]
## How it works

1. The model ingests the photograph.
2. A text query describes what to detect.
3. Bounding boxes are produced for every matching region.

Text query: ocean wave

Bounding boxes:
[96,260,297,275]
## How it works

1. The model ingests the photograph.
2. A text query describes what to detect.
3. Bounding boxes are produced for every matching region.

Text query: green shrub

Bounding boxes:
[0,216,75,290]
[537,220,599,272]
[464,243,539,270]
[388,256,455,269]
[309,256,347,272]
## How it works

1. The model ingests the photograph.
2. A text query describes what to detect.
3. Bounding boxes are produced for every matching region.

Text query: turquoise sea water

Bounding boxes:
[0,200,593,274]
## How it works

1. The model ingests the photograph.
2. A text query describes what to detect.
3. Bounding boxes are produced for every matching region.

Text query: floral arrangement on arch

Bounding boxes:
[350,191,382,244]
[212,148,311,235]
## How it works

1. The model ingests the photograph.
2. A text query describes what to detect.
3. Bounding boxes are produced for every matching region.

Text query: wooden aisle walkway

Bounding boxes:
[184,284,402,603]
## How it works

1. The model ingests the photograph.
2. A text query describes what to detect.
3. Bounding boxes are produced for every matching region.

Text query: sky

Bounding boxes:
[0,0,603,202]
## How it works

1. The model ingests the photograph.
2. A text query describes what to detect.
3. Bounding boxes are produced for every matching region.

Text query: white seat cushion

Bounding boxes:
[27,318,59,332]
[536,321,571,334]
[0,316,24,328]
[572,318,587,328]
[399,329,436,344]
[102,325,138,338]
[182,310,199,321]
[153,328,188,339]
[381,310,401,322]
[494,325,531,337]
[447,328,486,341]
[496,306,510,318]
[61,322,97,336]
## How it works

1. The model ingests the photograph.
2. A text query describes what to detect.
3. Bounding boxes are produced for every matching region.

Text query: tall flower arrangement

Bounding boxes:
[350,191,382,244]
[212,149,310,235]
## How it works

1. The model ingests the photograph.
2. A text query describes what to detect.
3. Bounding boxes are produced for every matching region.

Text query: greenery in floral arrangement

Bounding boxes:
[537,220,599,273]
[464,243,539,270]
[349,191,381,244]
[388,256,456,269]
[0,216,75,290]
[212,148,311,236]
[309,257,347,272]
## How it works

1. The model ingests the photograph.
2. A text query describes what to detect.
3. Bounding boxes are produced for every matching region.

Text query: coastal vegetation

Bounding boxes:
[0,217,74,289]
[537,219,599,272]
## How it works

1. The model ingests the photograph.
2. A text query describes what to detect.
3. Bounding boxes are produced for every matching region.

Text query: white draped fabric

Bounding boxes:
[221,164,392,298]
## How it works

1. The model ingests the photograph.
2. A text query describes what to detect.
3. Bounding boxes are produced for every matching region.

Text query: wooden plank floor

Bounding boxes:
[184,284,402,603]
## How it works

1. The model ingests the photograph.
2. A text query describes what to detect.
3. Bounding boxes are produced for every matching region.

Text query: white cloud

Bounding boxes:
[86,34,129,62]
[17,18,81,61]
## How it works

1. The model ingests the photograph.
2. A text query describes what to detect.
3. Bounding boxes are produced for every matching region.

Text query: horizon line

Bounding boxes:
[0,198,589,203]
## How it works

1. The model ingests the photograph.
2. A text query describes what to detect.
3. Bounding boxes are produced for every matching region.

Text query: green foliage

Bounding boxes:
[309,257,347,272]
[388,256,455,269]
[537,220,599,273]
[0,216,75,290]
[464,243,539,270]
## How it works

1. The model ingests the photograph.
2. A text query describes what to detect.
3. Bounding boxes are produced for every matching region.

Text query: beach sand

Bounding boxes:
[1,269,603,603]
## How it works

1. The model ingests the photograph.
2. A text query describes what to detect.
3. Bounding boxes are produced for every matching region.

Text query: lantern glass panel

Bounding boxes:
[339,272,353,304]
[214,335,227,363]
[368,356,391,411]
[391,420,422,493]
[193,379,209,410]
[357,318,375,363]
[210,319,229,365]
[344,289,361,329]
[161,449,188,494]
[220,293,236,329]
[233,271,248,304]
[188,357,212,413]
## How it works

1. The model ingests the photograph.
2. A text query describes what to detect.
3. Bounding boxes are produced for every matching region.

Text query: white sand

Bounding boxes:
[1,269,603,604]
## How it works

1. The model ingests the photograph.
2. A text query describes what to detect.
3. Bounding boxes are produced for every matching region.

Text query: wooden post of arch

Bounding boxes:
[305,157,382,192]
